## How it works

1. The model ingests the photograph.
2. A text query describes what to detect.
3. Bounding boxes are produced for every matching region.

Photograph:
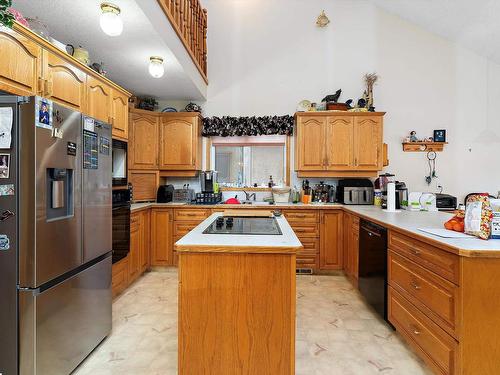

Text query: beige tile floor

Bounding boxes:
[73,270,433,375]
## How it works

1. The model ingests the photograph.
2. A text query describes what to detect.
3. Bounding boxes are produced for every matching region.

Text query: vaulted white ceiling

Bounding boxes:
[11,0,207,100]
[370,0,500,64]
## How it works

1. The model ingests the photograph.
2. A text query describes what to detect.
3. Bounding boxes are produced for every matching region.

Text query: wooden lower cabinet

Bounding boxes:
[389,287,458,375]
[388,230,500,374]
[319,211,343,270]
[112,209,150,297]
[343,213,359,282]
[151,208,174,266]
[282,210,320,270]
[128,212,141,282]
[111,257,129,298]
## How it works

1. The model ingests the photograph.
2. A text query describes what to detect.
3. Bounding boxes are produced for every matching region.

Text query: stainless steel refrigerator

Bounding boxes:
[0,96,112,375]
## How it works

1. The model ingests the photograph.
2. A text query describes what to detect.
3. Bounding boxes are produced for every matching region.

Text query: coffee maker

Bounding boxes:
[201,170,218,193]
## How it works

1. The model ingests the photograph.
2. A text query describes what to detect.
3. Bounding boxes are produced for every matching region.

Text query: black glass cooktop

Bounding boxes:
[202,216,282,235]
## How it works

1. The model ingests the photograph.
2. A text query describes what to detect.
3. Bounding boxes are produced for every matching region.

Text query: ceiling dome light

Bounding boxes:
[100,3,123,37]
[149,56,165,78]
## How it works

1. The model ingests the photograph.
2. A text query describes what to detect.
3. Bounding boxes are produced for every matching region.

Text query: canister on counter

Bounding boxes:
[374,189,382,206]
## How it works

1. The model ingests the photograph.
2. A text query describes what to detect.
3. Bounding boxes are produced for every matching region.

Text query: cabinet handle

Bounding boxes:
[410,281,421,290]
[294,214,306,218]
[186,213,197,217]
[108,116,114,125]
[354,157,358,166]
[38,78,45,95]
[45,79,53,97]
[410,324,421,336]
[410,248,421,256]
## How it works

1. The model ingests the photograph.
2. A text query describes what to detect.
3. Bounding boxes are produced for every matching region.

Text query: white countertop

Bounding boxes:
[175,212,302,252]
[344,206,500,255]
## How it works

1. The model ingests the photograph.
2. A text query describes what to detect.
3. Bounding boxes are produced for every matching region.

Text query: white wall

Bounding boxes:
[199,0,500,202]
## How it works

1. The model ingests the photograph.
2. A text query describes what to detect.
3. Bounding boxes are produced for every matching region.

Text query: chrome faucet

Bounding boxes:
[243,190,256,201]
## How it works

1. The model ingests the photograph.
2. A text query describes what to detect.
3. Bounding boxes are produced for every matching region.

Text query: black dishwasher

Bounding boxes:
[358,219,389,322]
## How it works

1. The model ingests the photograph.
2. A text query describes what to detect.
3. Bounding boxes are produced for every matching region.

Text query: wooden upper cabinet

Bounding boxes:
[129,110,159,169]
[159,114,202,170]
[295,112,385,176]
[0,28,41,96]
[42,51,86,111]
[325,116,354,170]
[295,116,326,170]
[354,116,382,170]
[86,76,111,122]
[111,89,129,140]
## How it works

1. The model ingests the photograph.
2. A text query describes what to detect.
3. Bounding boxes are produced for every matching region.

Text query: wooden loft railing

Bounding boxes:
[157,0,208,83]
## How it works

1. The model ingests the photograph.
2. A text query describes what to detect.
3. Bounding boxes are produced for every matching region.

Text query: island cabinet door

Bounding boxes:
[320,211,343,270]
[295,116,326,171]
[325,116,354,170]
[0,28,42,96]
[353,116,383,170]
[86,76,112,123]
[129,112,159,169]
[151,209,174,266]
[42,50,86,111]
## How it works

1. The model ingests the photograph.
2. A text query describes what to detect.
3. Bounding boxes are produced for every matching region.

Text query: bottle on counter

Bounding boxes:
[292,186,300,204]
[268,175,274,188]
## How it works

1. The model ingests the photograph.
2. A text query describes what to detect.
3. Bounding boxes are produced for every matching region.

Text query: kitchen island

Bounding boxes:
[175,212,302,375]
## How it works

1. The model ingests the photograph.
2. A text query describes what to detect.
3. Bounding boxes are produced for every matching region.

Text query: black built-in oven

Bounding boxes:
[112,139,127,186]
[112,188,131,263]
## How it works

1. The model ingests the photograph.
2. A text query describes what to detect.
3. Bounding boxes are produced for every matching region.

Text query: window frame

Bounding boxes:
[207,136,291,190]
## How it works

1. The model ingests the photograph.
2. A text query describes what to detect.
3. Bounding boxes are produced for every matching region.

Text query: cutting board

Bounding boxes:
[222,210,274,218]
[418,228,473,239]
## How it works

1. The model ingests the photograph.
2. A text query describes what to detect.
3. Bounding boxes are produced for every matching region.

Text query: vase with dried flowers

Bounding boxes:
[364,72,378,111]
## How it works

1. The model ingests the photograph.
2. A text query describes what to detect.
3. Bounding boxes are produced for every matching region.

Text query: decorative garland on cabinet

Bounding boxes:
[202,115,294,137]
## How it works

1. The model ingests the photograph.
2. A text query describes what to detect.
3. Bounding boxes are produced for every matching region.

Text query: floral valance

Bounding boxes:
[202,115,294,137]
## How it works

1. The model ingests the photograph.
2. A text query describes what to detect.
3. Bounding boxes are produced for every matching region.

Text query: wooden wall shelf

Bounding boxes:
[402,142,447,152]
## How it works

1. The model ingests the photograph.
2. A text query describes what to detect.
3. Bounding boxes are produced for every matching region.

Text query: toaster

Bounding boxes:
[337,179,374,205]
[157,184,174,203]
[436,193,457,211]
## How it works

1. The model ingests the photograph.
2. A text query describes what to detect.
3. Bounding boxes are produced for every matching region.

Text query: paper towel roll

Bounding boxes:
[387,182,396,212]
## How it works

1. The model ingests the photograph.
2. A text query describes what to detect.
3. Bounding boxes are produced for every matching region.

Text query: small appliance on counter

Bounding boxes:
[312,181,330,203]
[436,193,457,211]
[375,173,394,209]
[157,184,174,203]
[201,170,218,193]
[173,185,195,203]
[337,179,374,205]
[394,181,408,210]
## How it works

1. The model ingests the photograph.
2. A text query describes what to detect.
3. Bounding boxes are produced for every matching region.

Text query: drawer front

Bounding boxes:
[389,287,458,375]
[174,221,199,237]
[289,223,319,237]
[389,252,458,337]
[296,254,319,268]
[299,237,318,253]
[389,231,460,284]
[174,209,210,222]
[283,210,319,224]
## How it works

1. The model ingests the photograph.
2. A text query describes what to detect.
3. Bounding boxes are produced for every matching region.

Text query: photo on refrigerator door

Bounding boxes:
[0,153,9,178]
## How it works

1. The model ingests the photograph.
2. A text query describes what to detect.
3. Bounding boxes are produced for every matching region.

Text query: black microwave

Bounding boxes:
[112,139,127,186]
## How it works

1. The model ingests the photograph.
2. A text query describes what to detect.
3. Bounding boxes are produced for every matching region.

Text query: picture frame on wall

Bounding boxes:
[433,129,446,142]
